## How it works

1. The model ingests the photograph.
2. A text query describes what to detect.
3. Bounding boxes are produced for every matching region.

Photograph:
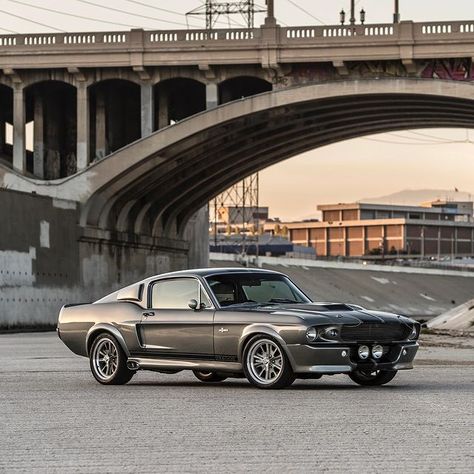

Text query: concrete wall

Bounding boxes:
[0,189,192,328]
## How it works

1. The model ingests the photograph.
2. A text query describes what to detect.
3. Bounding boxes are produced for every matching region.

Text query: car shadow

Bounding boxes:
[127,379,418,391]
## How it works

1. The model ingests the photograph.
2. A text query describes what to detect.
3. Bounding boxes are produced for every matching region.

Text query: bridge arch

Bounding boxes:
[78,78,474,240]
[25,80,77,179]
[0,83,13,167]
[6,78,473,242]
[219,76,272,104]
[88,79,141,160]
[154,78,206,129]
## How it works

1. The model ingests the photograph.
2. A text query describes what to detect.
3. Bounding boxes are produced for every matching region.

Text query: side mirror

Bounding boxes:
[188,299,199,310]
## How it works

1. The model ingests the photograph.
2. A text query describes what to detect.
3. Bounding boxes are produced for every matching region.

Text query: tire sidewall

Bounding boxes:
[243,335,294,389]
[89,332,133,385]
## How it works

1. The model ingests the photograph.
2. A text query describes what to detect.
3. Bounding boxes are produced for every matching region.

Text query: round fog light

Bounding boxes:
[372,344,383,359]
[341,350,347,357]
[306,327,317,342]
[358,345,370,360]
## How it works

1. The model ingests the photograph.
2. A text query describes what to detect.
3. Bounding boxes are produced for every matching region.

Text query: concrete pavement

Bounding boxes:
[0,332,473,473]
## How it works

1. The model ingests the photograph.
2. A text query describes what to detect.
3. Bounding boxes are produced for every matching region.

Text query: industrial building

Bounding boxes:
[279,202,474,258]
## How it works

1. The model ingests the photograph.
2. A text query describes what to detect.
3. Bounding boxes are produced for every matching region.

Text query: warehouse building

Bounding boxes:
[281,202,474,258]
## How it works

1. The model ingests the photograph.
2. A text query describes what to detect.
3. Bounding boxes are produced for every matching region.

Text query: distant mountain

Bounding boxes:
[360,189,473,206]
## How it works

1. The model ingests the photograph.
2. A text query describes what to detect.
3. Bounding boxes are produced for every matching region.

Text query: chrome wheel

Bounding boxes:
[92,337,118,381]
[247,338,283,385]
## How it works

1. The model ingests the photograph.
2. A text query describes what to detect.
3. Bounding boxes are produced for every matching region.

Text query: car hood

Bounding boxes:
[237,302,414,326]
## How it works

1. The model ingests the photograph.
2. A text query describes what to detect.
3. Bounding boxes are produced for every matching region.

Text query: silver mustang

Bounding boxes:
[57,268,420,389]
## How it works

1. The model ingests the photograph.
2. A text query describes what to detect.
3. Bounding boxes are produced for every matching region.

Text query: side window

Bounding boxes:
[151,278,199,309]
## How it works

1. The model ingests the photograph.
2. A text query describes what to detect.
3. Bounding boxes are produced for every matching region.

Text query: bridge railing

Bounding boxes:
[0,20,473,50]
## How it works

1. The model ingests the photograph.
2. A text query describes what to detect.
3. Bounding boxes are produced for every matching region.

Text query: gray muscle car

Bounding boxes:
[57,268,420,389]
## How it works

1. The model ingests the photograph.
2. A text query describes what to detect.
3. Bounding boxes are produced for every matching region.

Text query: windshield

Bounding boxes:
[205,273,311,307]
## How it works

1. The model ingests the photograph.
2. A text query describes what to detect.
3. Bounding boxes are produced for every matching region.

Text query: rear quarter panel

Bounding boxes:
[58,302,143,357]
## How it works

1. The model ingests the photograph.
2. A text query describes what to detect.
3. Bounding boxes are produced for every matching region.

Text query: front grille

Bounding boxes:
[341,323,409,342]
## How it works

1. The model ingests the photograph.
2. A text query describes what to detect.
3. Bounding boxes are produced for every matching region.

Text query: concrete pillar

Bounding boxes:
[157,86,168,129]
[76,83,89,170]
[33,94,44,178]
[187,205,210,268]
[13,85,25,173]
[141,82,154,137]
[44,98,62,180]
[0,119,5,154]
[206,83,218,110]
[95,89,106,159]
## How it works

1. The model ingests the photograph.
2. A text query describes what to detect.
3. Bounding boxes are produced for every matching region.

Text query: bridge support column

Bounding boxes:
[33,94,44,179]
[95,90,106,159]
[157,86,169,129]
[141,82,154,137]
[13,85,25,174]
[0,119,5,156]
[206,83,218,110]
[76,83,89,170]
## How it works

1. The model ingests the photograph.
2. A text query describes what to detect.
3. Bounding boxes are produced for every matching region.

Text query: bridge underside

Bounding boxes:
[1,78,474,327]
[83,85,474,244]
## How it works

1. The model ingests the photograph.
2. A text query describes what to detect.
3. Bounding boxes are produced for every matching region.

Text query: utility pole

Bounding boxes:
[393,0,400,23]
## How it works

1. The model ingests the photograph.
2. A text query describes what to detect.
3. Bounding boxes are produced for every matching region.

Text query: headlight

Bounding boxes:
[306,327,318,342]
[324,328,339,338]
[372,345,383,359]
[408,325,419,340]
[358,345,370,359]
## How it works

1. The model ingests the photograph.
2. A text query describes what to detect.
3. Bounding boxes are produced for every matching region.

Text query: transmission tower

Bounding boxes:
[190,1,267,259]
[187,1,266,30]
[210,174,261,258]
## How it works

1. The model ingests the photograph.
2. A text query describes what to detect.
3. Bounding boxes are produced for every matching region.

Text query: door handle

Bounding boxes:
[142,311,155,317]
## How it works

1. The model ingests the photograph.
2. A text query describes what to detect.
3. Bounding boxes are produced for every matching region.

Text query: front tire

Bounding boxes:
[349,369,397,386]
[243,336,295,389]
[89,333,134,385]
[193,370,227,383]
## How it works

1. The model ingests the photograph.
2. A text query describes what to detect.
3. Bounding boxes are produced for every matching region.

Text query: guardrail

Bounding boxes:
[0,20,473,51]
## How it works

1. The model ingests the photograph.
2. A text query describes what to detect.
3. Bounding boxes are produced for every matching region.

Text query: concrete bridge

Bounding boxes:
[1,17,474,326]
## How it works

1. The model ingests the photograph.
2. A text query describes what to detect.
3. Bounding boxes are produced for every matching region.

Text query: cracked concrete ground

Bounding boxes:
[0,332,473,473]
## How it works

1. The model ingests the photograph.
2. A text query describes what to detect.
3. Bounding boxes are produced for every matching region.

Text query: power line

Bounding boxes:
[387,132,453,144]
[285,0,325,25]
[406,130,460,142]
[77,0,203,29]
[126,0,246,28]
[0,7,65,32]
[0,25,19,34]
[363,137,472,146]
[5,0,142,29]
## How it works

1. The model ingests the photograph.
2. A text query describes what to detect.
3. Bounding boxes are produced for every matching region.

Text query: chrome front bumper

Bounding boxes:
[286,342,419,374]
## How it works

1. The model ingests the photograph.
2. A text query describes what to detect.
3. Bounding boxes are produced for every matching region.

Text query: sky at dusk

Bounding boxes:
[2,1,474,220]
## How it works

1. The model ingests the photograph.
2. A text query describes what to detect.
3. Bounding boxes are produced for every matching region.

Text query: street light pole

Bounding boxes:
[393,0,400,23]
[266,0,274,19]
[350,0,356,25]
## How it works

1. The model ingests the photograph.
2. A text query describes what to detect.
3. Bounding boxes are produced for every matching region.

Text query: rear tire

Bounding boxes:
[243,336,295,389]
[193,370,227,383]
[89,333,134,385]
[349,369,397,386]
